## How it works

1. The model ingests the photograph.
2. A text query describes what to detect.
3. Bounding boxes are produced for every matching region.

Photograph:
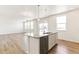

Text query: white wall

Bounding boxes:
[42,9,79,43]
[62,9,79,42]
[0,18,23,34]
[0,5,37,35]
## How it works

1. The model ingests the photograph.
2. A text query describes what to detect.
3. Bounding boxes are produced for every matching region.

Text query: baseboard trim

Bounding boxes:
[59,39,79,44]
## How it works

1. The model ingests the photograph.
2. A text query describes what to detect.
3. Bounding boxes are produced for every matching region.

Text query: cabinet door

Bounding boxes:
[40,36,48,54]
[29,37,40,54]
[48,33,57,50]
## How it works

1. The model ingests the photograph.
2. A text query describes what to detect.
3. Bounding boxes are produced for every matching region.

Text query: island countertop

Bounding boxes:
[24,32,57,39]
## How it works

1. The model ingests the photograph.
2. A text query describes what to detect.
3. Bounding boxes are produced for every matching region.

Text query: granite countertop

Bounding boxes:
[24,32,57,39]
[25,33,48,39]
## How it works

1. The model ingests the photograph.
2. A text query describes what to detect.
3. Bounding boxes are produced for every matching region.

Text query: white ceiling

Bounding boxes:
[0,5,79,20]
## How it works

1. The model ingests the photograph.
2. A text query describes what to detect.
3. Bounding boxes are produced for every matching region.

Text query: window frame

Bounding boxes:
[39,21,48,35]
[56,15,67,31]
[24,20,34,36]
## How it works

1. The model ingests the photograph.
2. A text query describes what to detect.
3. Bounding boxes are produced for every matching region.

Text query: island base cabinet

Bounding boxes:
[48,33,57,50]
[26,32,57,54]
[40,36,48,54]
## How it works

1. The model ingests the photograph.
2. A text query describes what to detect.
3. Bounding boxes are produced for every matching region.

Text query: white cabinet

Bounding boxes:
[48,33,57,50]
[29,37,40,54]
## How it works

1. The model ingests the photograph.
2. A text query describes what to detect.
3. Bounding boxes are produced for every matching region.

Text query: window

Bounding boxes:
[39,22,48,35]
[27,32,33,36]
[24,21,34,36]
[56,16,66,30]
[25,21,33,30]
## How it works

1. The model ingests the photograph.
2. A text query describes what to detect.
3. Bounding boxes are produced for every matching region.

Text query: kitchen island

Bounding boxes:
[25,32,58,54]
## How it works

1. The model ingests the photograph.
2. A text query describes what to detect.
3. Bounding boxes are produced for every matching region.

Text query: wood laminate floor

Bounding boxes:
[0,33,25,54]
[0,39,25,54]
[0,38,79,54]
[49,39,79,54]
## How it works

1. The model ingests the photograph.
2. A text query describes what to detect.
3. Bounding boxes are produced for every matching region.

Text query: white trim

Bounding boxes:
[59,39,79,43]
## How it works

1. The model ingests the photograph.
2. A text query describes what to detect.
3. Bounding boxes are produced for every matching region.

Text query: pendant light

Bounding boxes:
[37,5,40,21]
